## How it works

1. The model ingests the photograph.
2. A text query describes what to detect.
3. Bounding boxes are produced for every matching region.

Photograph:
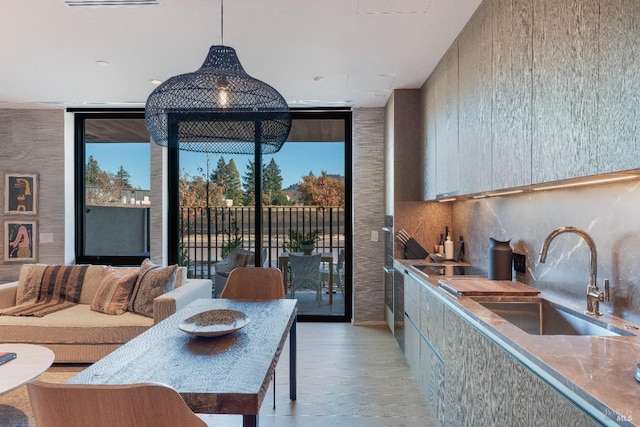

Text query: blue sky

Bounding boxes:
[87,141,345,190]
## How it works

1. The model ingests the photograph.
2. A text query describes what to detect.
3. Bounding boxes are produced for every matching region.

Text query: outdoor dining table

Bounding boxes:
[68,298,297,427]
[278,252,334,304]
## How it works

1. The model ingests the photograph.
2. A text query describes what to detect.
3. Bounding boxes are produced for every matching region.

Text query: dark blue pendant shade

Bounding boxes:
[145,45,291,154]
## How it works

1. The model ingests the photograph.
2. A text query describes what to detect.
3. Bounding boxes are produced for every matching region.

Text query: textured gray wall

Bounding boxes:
[352,108,386,324]
[0,109,65,281]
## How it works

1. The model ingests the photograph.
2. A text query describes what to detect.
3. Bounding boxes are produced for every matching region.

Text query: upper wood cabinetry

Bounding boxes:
[434,43,460,198]
[458,0,493,195]
[598,1,640,174]
[492,0,532,189]
[385,89,422,204]
[424,76,437,200]
[422,0,640,200]
[532,0,599,183]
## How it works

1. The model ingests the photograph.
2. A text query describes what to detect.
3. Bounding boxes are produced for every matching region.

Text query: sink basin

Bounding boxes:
[472,297,635,337]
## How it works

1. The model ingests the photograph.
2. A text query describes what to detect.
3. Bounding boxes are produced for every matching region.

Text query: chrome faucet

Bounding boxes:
[539,226,610,316]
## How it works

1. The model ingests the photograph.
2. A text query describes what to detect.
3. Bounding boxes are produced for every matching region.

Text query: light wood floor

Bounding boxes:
[208,322,439,427]
[0,323,438,427]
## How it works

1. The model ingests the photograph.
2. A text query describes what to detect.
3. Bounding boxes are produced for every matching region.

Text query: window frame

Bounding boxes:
[73,109,150,266]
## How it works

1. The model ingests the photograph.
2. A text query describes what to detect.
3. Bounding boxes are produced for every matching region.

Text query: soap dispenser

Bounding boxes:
[444,232,454,260]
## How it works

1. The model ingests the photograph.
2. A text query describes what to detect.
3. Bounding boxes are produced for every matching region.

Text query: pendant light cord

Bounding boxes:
[220,0,224,46]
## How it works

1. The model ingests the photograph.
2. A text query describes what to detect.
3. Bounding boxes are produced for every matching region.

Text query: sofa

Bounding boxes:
[0,261,212,363]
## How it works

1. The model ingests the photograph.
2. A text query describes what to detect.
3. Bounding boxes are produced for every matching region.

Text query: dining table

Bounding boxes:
[278,251,334,303]
[68,298,297,427]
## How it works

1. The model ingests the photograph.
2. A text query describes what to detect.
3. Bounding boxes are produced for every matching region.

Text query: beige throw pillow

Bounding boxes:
[128,259,178,318]
[90,268,138,315]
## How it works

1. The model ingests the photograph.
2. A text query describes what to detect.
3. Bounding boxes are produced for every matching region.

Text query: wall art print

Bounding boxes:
[4,173,38,215]
[4,220,37,262]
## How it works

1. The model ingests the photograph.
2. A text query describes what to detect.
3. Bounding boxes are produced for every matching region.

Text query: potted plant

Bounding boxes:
[299,230,320,255]
[286,230,320,255]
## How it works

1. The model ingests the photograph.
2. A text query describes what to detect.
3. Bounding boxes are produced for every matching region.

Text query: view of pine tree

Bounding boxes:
[209,156,244,205]
[86,155,101,185]
[263,158,288,205]
[211,156,227,189]
[225,159,243,204]
[85,157,136,205]
[242,161,256,205]
[115,165,132,188]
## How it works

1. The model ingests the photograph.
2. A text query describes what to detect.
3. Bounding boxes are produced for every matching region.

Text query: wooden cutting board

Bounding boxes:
[439,278,540,296]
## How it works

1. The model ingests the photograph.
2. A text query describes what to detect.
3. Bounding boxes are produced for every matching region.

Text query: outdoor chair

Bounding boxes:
[27,380,213,427]
[289,253,322,302]
[320,248,345,294]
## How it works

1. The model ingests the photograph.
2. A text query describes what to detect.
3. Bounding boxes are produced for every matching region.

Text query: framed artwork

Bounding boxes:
[4,220,37,262]
[4,173,38,215]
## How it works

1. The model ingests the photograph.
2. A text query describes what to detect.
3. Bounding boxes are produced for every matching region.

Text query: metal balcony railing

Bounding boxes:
[180,206,345,278]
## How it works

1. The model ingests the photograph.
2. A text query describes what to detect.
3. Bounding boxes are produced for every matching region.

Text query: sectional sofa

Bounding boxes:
[0,261,212,363]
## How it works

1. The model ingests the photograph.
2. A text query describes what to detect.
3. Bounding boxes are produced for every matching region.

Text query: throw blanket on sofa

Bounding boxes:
[0,265,89,317]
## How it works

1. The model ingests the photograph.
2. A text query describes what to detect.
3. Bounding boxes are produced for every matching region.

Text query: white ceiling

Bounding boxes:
[0,0,482,109]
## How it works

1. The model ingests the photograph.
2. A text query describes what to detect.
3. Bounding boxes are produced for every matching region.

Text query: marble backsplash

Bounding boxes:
[450,179,640,324]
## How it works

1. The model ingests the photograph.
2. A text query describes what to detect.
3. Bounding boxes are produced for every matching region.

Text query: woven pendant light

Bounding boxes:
[144,2,291,154]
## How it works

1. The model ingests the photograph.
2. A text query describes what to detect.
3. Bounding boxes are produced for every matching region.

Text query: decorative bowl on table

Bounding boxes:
[178,309,250,337]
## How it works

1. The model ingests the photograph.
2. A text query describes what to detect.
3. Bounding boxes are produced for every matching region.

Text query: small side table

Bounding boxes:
[0,344,55,396]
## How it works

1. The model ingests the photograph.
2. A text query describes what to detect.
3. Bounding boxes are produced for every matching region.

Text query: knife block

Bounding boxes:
[404,238,429,259]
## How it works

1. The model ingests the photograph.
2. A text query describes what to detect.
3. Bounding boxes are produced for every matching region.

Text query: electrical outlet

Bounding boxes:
[513,253,526,274]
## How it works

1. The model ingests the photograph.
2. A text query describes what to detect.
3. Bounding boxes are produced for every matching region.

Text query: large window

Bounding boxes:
[74,111,152,265]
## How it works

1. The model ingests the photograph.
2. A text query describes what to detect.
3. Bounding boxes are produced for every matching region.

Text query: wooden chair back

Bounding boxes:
[220,267,285,300]
[26,380,208,427]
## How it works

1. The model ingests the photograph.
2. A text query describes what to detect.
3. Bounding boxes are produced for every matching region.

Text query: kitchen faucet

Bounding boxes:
[539,226,610,316]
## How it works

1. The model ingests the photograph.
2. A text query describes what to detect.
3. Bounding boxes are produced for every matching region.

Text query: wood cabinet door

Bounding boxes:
[598,0,640,174]
[492,0,533,189]
[531,0,599,183]
[458,0,493,195]
[434,44,460,198]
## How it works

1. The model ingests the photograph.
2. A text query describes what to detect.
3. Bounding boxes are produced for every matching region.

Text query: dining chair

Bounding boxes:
[320,248,345,294]
[213,248,268,297]
[219,266,285,409]
[289,253,322,302]
[26,380,212,427]
[219,267,285,300]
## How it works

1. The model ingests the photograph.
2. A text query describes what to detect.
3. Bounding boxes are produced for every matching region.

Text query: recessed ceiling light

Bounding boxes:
[96,60,109,67]
[150,79,162,85]
[312,76,324,82]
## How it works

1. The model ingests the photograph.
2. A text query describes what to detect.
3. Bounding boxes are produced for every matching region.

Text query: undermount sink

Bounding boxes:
[472,297,635,337]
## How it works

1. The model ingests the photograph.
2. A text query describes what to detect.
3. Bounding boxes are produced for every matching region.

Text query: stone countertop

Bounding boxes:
[396,259,640,426]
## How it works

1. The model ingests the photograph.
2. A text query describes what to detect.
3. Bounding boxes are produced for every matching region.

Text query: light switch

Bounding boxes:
[40,233,54,243]
[371,230,379,242]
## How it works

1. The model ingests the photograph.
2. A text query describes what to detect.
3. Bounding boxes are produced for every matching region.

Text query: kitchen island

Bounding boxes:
[396,259,640,427]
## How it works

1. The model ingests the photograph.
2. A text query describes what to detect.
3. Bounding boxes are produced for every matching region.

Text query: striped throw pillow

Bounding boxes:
[90,268,138,315]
